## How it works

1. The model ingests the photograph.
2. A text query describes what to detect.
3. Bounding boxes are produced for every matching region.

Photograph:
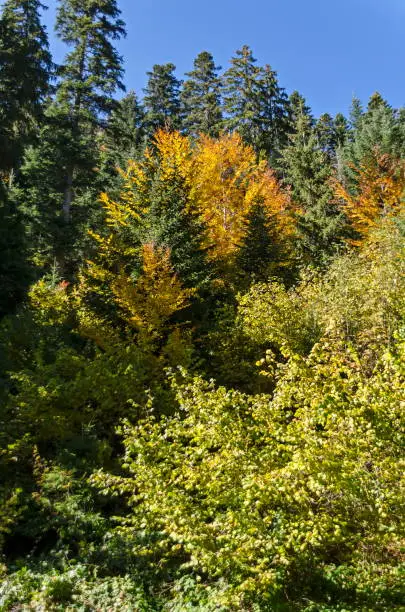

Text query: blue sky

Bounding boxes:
[41,0,404,117]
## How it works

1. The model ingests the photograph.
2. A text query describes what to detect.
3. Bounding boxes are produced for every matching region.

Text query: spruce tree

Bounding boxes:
[104,90,146,168]
[146,171,211,290]
[222,45,262,150]
[287,90,314,128]
[236,203,286,282]
[143,63,182,135]
[181,51,223,138]
[281,112,344,265]
[0,0,53,174]
[55,0,125,121]
[223,46,289,159]
[342,93,405,191]
[16,0,127,274]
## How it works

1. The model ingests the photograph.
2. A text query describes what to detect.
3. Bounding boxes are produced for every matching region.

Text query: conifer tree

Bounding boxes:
[143,63,182,135]
[0,0,53,174]
[281,112,344,264]
[104,90,146,168]
[181,51,223,138]
[55,0,126,122]
[54,0,126,223]
[223,46,289,158]
[222,46,262,150]
[0,181,30,317]
[236,203,287,282]
[287,90,314,129]
[342,93,405,191]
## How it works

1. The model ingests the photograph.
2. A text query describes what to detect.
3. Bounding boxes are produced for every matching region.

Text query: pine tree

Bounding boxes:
[236,203,286,282]
[181,51,223,138]
[143,63,182,135]
[223,46,289,159]
[103,90,146,168]
[55,0,125,122]
[0,181,30,317]
[54,0,126,223]
[287,90,314,129]
[0,0,53,174]
[281,112,344,264]
[222,46,262,150]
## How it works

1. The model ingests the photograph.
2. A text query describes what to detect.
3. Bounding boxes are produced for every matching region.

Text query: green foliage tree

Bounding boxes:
[103,90,146,168]
[143,63,183,135]
[223,45,289,159]
[181,51,223,138]
[281,111,345,264]
[0,0,53,174]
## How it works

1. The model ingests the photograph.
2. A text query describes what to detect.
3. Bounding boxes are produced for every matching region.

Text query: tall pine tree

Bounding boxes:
[0,0,53,175]
[181,51,223,138]
[143,63,182,136]
[281,112,345,265]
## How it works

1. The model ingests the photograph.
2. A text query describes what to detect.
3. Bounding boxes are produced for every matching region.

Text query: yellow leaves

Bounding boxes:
[191,132,292,261]
[28,278,70,325]
[334,152,405,242]
[112,243,194,335]
[153,129,193,184]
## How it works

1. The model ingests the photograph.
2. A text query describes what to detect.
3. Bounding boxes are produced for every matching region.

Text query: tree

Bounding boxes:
[143,63,182,135]
[55,0,125,121]
[287,90,313,129]
[0,0,53,175]
[103,90,146,168]
[181,51,223,138]
[54,0,126,223]
[0,181,30,317]
[334,151,405,241]
[192,132,292,266]
[222,46,262,149]
[281,112,345,264]
[223,46,289,158]
[236,202,288,283]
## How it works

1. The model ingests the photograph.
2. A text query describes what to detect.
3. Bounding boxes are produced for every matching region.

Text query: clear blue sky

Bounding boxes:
[41,0,405,118]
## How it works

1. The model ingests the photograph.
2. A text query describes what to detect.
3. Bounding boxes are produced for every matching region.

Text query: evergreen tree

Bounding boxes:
[0,181,30,317]
[223,46,288,158]
[103,90,146,168]
[54,0,126,223]
[236,203,286,282]
[15,0,127,275]
[0,0,53,174]
[146,170,211,290]
[55,0,125,122]
[342,93,405,191]
[287,90,314,129]
[181,51,223,138]
[316,112,349,158]
[281,112,344,264]
[143,63,182,135]
[349,96,363,131]
[222,46,262,150]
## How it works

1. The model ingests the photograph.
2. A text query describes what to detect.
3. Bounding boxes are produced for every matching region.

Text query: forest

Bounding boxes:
[0,0,404,610]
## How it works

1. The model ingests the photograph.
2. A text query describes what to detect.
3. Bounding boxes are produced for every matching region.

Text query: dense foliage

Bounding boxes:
[0,2,404,610]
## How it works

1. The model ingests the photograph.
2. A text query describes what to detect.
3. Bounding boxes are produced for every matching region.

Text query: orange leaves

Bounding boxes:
[191,133,292,261]
[334,152,405,241]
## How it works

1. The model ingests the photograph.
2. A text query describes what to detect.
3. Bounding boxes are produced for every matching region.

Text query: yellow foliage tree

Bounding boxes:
[334,152,405,241]
[190,133,292,262]
[112,242,194,337]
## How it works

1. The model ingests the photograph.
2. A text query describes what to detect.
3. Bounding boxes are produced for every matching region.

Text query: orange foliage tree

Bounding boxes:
[191,133,292,262]
[334,151,405,241]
